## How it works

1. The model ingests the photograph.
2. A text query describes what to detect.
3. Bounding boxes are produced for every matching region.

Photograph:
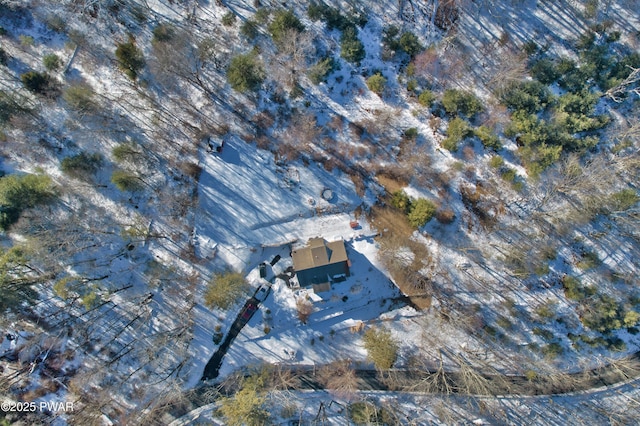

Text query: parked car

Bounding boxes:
[241,303,258,321]
[255,284,270,302]
[259,263,267,278]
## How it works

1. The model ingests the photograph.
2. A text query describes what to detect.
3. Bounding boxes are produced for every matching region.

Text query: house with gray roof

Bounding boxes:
[291,237,350,292]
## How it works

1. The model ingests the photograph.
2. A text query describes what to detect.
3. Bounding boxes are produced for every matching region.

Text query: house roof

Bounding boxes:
[291,237,348,272]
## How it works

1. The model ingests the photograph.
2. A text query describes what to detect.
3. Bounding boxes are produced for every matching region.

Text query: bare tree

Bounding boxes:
[278,111,322,156]
[266,364,300,392]
[296,297,313,324]
[150,28,226,97]
[486,49,528,97]
[409,353,455,394]
[318,359,359,400]
[605,67,640,103]
[268,29,315,90]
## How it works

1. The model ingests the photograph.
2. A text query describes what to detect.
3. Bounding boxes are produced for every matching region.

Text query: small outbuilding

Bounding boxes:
[292,237,350,292]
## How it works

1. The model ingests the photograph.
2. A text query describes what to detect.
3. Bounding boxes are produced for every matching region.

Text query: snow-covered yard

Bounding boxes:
[186,136,424,385]
[1,0,639,424]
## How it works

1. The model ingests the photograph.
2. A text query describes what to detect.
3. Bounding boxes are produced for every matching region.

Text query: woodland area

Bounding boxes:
[0,0,639,424]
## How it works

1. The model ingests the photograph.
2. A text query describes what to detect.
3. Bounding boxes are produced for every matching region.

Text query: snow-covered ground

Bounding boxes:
[172,376,640,425]
[1,0,639,424]
[194,135,362,271]
[186,136,420,385]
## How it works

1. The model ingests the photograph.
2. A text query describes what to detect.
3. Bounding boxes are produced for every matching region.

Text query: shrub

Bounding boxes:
[483,325,497,336]
[217,376,269,425]
[0,47,7,66]
[560,112,610,134]
[45,14,66,32]
[496,315,512,330]
[500,168,517,183]
[179,161,202,179]
[81,288,100,310]
[0,174,55,230]
[366,73,386,95]
[0,91,31,124]
[130,5,147,23]
[362,327,398,370]
[53,276,74,300]
[63,83,96,112]
[308,57,336,84]
[43,53,61,71]
[606,337,626,352]
[558,60,592,93]
[623,310,640,328]
[307,2,325,21]
[403,127,419,140]
[382,25,400,50]
[557,90,598,116]
[576,250,600,270]
[489,155,504,168]
[435,208,455,224]
[340,26,365,65]
[221,11,236,27]
[349,401,392,425]
[390,190,411,214]
[442,89,482,117]
[500,80,551,114]
[111,170,143,192]
[398,31,423,57]
[441,137,458,152]
[609,188,639,211]
[475,125,501,150]
[442,117,471,151]
[240,20,259,40]
[308,4,353,31]
[204,271,250,310]
[576,30,596,51]
[21,71,50,94]
[530,58,561,84]
[407,198,436,228]
[562,275,596,301]
[227,52,265,93]
[254,8,271,24]
[112,142,142,163]
[556,57,576,75]
[519,144,563,177]
[268,9,304,46]
[542,342,563,358]
[506,112,548,145]
[580,44,612,86]
[581,294,625,333]
[152,23,175,43]
[115,38,145,80]
[418,90,435,107]
[535,302,556,319]
[19,35,35,47]
[61,152,103,179]
[523,40,538,56]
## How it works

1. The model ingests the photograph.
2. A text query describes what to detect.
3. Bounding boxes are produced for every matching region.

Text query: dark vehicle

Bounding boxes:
[270,254,281,266]
[259,263,267,278]
[241,303,258,321]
